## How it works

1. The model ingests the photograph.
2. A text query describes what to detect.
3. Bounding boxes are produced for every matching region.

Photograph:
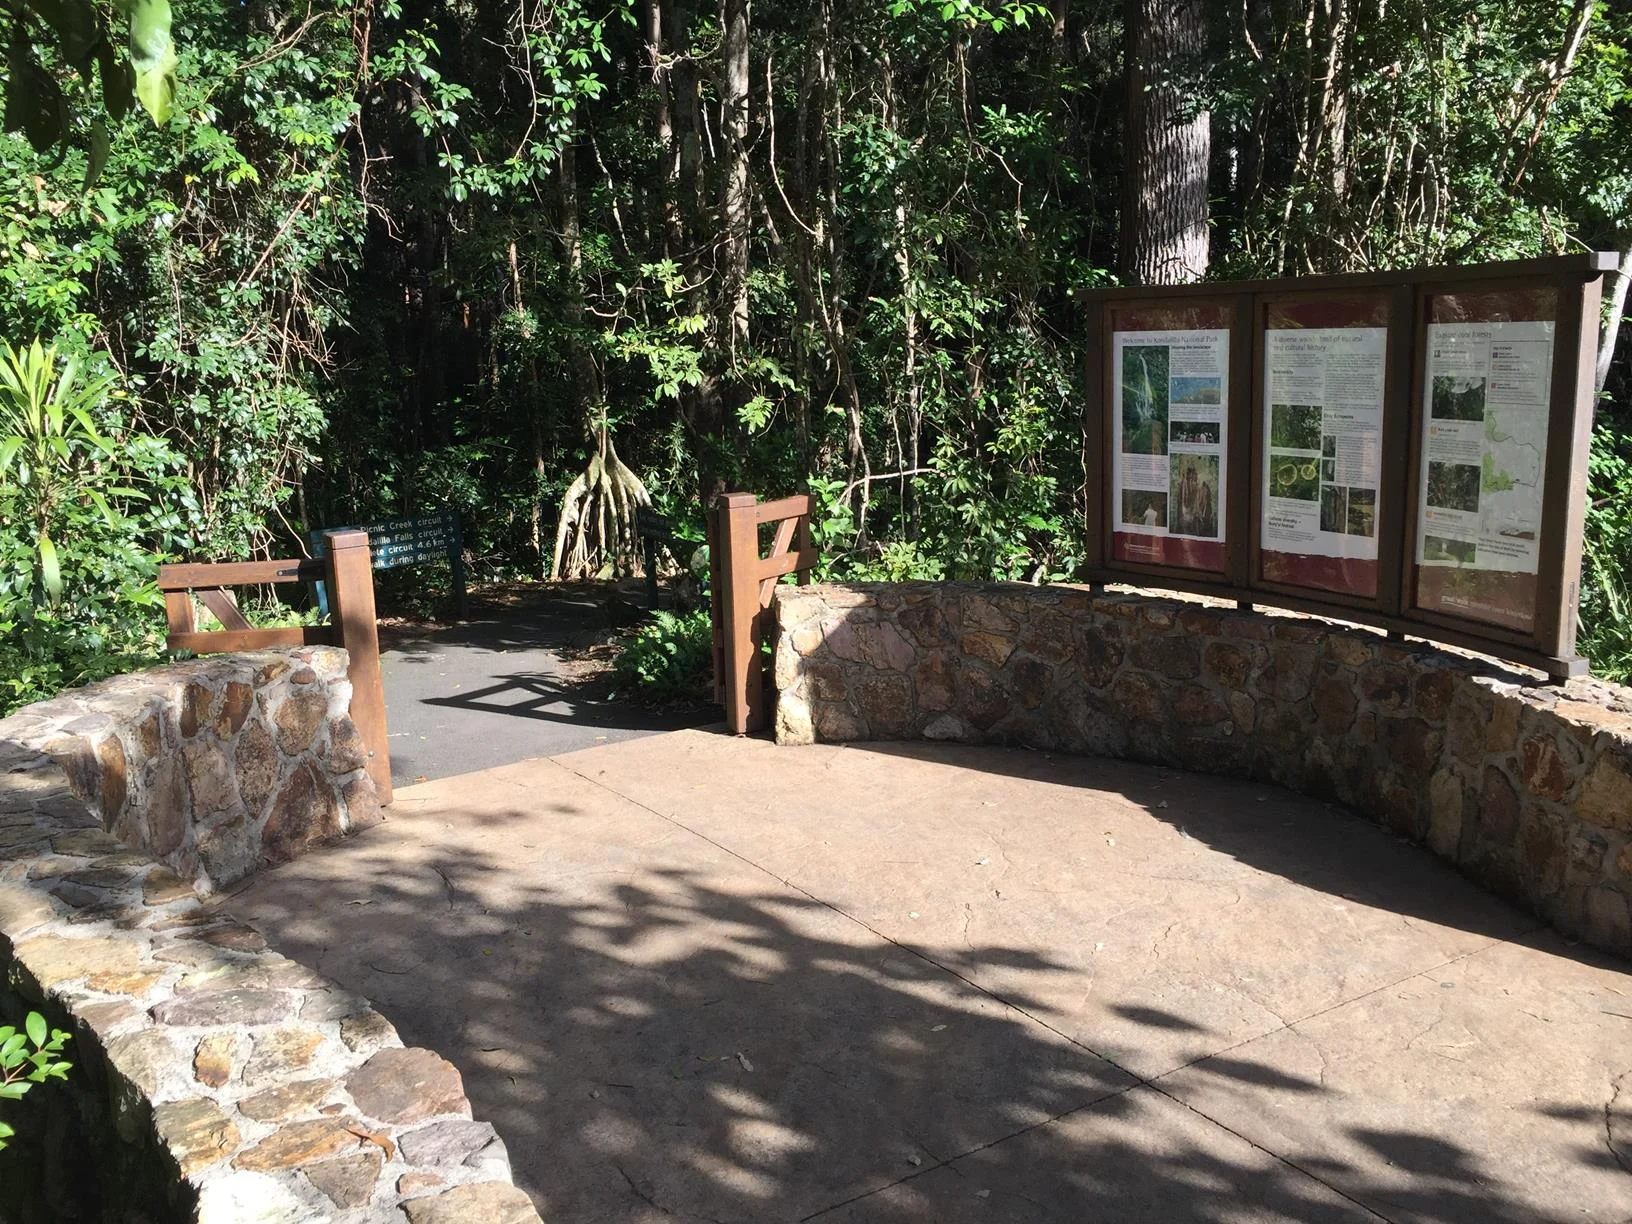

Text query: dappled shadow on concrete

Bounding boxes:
[218,745,1628,1223]
[832,739,1544,955]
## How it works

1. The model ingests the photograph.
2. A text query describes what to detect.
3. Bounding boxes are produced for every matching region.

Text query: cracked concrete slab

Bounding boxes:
[557,734,1538,1078]
[1155,932,1632,1223]
[808,1086,1382,1223]
[222,731,1629,1222]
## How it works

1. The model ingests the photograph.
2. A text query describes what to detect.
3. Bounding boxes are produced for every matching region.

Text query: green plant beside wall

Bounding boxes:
[612,609,713,703]
[0,341,190,714]
[0,1012,72,1153]
[1582,421,1632,683]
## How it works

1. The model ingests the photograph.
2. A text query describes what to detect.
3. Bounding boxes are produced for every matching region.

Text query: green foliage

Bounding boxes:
[612,610,713,703]
[1581,423,1632,682]
[0,0,1626,705]
[0,341,184,715]
[0,1011,73,1152]
[1,0,177,162]
[1211,0,1632,274]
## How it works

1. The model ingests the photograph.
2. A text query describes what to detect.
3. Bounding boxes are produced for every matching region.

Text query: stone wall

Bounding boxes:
[773,583,1632,959]
[0,651,543,1222]
[0,647,380,892]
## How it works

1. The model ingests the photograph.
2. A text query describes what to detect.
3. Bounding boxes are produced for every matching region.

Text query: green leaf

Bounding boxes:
[127,0,178,127]
[38,534,63,604]
[24,1013,45,1049]
[85,118,111,189]
[0,1082,31,1101]
[97,42,134,121]
[31,0,101,73]
[4,40,66,153]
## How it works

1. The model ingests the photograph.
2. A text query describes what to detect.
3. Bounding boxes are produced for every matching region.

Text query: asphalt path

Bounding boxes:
[377,587,712,785]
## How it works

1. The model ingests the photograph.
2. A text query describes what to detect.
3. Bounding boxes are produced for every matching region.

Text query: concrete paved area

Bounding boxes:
[380,589,708,786]
[221,731,1632,1222]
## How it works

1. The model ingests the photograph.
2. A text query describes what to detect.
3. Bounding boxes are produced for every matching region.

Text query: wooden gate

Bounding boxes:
[709,493,817,734]
[158,529,392,804]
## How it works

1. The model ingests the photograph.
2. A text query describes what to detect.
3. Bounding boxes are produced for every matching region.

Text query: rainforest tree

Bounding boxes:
[0,0,1628,702]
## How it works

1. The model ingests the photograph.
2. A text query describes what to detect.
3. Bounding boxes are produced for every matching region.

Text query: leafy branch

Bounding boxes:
[0,1011,73,1152]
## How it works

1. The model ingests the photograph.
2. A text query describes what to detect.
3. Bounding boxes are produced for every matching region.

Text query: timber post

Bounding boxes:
[716,493,766,735]
[323,530,392,805]
[158,535,394,806]
[711,491,818,735]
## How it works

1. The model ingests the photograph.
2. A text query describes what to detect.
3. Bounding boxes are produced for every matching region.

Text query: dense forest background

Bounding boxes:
[1,0,1629,709]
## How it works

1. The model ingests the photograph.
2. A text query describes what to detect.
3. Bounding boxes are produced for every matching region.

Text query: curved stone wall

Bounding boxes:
[0,650,541,1222]
[773,582,1632,959]
[0,647,380,892]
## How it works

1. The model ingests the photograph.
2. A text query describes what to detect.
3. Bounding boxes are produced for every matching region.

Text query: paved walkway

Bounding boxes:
[222,731,1632,1223]
[379,588,708,786]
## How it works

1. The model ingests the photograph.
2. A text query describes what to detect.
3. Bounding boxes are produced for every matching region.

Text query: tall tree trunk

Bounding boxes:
[663,0,724,505]
[1119,0,1211,284]
[719,0,752,361]
[1313,0,1350,266]
[880,52,920,533]
[557,138,601,418]
[642,0,683,260]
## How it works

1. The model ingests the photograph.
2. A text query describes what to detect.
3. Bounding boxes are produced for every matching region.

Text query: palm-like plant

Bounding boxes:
[0,341,123,604]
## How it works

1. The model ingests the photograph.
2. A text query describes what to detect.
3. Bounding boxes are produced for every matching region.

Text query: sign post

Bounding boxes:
[310,511,466,622]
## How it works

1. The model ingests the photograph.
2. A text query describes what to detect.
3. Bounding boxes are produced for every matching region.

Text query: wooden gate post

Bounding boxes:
[711,491,819,735]
[715,493,766,735]
[324,530,393,804]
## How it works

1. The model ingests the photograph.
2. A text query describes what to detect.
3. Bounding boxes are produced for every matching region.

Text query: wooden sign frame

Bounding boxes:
[1081,253,1615,679]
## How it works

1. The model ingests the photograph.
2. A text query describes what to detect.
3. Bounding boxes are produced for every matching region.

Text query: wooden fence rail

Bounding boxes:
[709,493,818,735]
[158,529,392,804]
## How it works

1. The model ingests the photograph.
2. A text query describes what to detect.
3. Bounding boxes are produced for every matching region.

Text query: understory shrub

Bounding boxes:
[0,342,189,715]
[1581,422,1632,683]
[0,1012,72,1154]
[612,609,713,702]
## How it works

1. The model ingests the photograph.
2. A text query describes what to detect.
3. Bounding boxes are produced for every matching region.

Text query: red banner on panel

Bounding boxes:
[1112,534,1227,571]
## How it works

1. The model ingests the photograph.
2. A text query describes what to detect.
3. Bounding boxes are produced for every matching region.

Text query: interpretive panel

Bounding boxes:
[1258,296,1388,598]
[1414,287,1558,633]
[1084,254,1610,677]
[1109,304,1230,572]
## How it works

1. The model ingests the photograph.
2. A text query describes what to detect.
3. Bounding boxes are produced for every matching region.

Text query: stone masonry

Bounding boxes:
[0,647,380,893]
[0,649,543,1222]
[774,582,1632,960]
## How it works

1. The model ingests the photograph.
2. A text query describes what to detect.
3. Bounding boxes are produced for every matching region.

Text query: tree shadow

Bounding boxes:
[375,584,712,782]
[218,804,1586,1224]
[418,671,708,733]
[833,740,1549,957]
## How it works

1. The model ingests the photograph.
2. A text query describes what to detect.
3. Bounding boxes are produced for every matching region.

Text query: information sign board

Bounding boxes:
[310,511,466,620]
[1081,254,1613,678]
[1412,288,1557,633]
[1109,303,1231,573]
[1258,296,1389,598]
